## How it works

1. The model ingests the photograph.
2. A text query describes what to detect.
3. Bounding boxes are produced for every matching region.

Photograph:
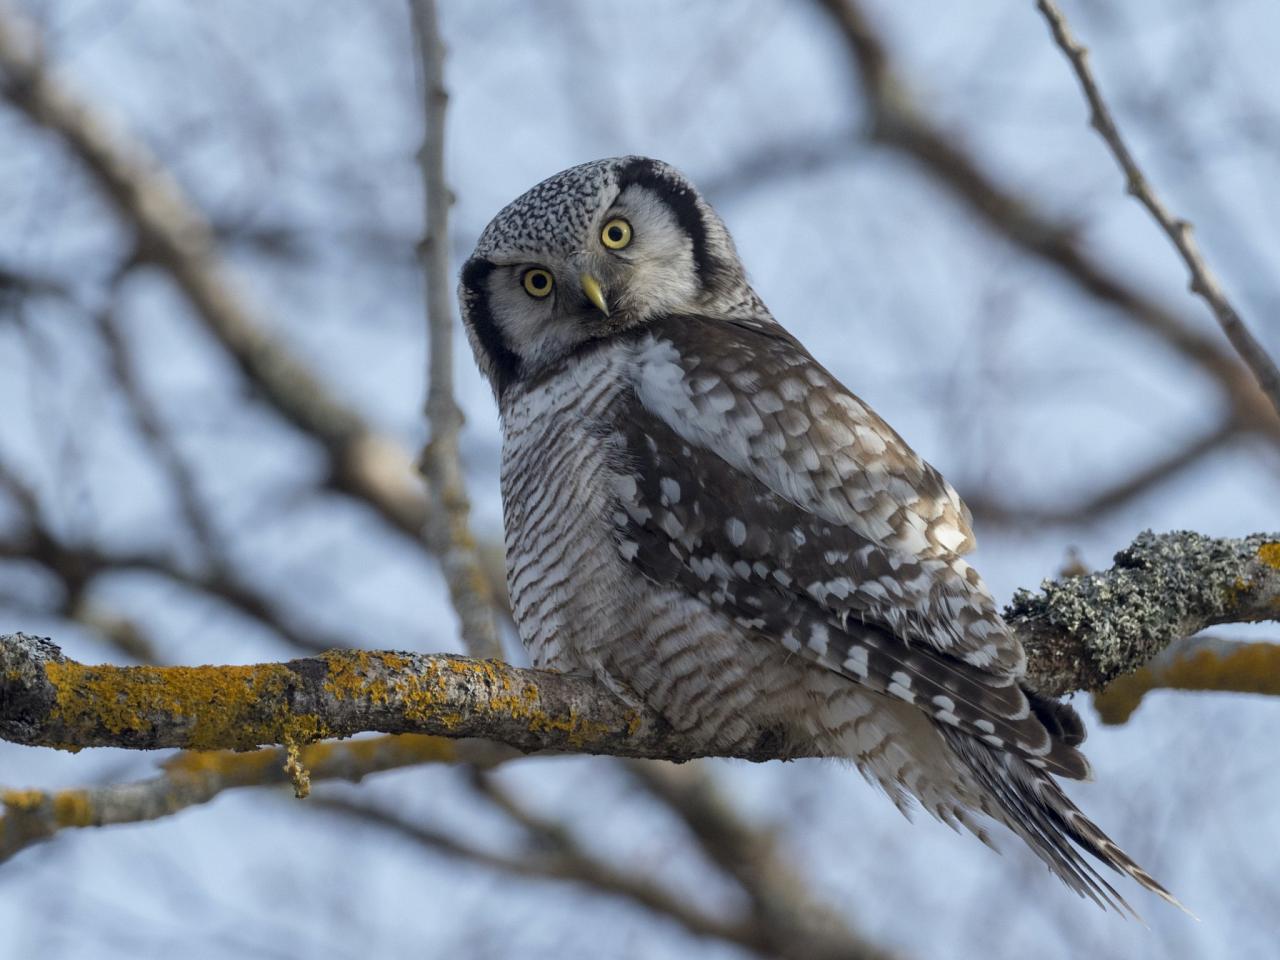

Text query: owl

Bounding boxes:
[458,156,1179,914]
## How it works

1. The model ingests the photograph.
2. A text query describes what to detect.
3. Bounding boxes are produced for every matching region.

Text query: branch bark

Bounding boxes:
[0,734,510,864]
[1091,635,1280,725]
[1035,0,1280,419]
[2,532,1275,759]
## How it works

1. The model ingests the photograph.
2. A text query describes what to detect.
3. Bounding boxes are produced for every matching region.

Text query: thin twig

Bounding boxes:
[815,0,1280,437]
[0,734,509,863]
[408,0,503,660]
[967,417,1240,528]
[1035,0,1280,419]
[627,761,893,960]
[94,302,226,568]
[0,2,430,549]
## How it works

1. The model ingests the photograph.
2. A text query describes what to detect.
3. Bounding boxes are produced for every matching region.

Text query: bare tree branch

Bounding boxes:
[814,0,1280,439]
[1035,0,1280,419]
[966,418,1240,528]
[93,302,226,567]
[1,532,1274,758]
[1092,635,1280,725]
[409,0,502,660]
[627,761,891,960]
[0,734,511,864]
[313,791,798,957]
[0,3,428,548]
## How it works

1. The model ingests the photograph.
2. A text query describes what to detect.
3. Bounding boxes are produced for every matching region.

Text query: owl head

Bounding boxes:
[459,157,748,399]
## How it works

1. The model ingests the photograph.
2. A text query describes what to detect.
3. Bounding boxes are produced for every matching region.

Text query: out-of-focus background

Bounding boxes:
[1,1,1277,958]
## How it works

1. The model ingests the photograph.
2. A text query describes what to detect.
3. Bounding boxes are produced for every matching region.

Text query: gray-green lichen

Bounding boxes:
[1007,530,1280,695]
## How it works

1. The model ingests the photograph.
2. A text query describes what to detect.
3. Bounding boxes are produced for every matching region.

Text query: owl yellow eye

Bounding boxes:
[522,268,554,298]
[601,218,632,250]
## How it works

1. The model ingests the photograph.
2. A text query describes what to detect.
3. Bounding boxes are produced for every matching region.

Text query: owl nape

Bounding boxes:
[457,156,1185,916]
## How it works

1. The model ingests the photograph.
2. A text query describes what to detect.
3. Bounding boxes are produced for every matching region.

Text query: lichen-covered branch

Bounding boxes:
[0,734,510,864]
[2,531,1275,760]
[1036,0,1280,419]
[1010,531,1280,696]
[409,0,503,659]
[1091,636,1280,725]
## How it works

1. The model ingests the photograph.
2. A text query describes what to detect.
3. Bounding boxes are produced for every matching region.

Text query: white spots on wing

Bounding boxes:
[725,517,747,547]
[857,580,890,601]
[932,522,968,554]
[660,511,684,539]
[753,389,784,414]
[843,644,869,679]
[617,539,639,561]
[732,560,752,579]
[781,630,802,654]
[772,569,792,587]
[612,475,638,500]
[790,527,806,547]
[706,387,736,414]
[823,550,849,565]
[752,561,771,578]
[807,623,830,657]
[962,643,1002,669]
[980,734,1003,749]
[931,694,956,712]
[659,477,681,504]
[973,719,996,735]
[778,378,806,403]
[853,424,887,456]
[888,671,914,702]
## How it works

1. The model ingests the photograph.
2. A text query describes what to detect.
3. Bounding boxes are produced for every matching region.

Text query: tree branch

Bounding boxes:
[1,532,1274,759]
[1008,530,1279,696]
[814,0,1280,439]
[1091,635,1280,725]
[409,0,503,659]
[0,3,428,547]
[0,734,511,863]
[1035,0,1280,419]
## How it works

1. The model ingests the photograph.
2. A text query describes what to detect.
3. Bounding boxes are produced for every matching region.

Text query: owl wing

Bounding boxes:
[615,316,1086,777]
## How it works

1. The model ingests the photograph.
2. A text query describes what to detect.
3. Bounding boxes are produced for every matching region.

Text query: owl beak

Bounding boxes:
[579,273,610,317]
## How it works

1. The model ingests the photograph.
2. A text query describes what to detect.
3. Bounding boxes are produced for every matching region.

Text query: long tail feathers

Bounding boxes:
[940,728,1195,920]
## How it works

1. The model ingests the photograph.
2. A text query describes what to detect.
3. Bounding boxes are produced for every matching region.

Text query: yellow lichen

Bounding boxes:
[1259,542,1280,570]
[42,659,329,752]
[1,789,46,812]
[1094,642,1280,724]
[51,789,93,827]
[283,738,311,799]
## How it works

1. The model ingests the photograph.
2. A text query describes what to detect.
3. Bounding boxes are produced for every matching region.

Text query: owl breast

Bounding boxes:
[498,340,894,754]
[499,343,636,675]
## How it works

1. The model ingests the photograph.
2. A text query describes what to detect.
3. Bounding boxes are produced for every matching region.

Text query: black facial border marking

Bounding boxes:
[460,257,521,397]
[614,157,722,290]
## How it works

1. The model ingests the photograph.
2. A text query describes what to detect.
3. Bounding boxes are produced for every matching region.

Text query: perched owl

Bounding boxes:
[458,156,1179,914]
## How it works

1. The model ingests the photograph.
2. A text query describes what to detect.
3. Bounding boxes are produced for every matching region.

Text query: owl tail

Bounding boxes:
[941,728,1192,920]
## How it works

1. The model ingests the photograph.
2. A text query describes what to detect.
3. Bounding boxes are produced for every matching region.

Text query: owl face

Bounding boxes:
[459,157,746,398]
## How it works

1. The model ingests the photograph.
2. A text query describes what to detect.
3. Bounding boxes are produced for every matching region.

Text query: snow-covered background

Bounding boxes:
[0,1,1277,957]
